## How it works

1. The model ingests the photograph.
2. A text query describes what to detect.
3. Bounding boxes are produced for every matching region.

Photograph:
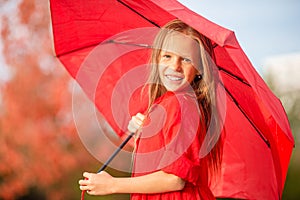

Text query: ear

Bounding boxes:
[194,73,203,82]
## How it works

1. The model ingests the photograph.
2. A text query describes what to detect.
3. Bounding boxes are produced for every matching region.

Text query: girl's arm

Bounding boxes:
[79,170,185,196]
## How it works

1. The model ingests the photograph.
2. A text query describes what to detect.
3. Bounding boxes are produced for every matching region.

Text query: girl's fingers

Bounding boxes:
[79,171,114,195]
[79,185,90,191]
[133,113,146,126]
[79,172,92,187]
[83,172,91,179]
[79,179,86,185]
[128,113,146,133]
[136,113,145,121]
[79,172,93,191]
[132,116,143,126]
[128,121,139,133]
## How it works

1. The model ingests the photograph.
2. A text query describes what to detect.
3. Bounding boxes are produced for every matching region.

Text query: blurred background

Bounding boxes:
[0,0,299,199]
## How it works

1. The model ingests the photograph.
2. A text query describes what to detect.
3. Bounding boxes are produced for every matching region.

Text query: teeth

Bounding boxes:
[166,75,182,81]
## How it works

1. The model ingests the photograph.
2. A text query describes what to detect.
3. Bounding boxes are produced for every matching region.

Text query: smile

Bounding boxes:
[165,75,183,81]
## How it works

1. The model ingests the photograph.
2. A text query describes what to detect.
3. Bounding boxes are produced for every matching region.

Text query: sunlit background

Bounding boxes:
[0,0,299,199]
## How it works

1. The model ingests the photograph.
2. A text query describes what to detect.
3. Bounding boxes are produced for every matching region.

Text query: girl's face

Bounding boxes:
[158,32,201,92]
[158,51,198,92]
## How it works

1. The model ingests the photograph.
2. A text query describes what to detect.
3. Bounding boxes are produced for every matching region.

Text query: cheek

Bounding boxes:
[185,66,198,82]
[158,64,166,77]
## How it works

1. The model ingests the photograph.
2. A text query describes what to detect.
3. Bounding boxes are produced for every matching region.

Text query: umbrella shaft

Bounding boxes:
[97,132,135,173]
[81,132,134,200]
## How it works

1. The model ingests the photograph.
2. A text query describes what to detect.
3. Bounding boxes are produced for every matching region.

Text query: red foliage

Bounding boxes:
[0,0,96,199]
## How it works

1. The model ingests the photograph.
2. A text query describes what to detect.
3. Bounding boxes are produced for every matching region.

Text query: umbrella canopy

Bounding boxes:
[49,0,294,199]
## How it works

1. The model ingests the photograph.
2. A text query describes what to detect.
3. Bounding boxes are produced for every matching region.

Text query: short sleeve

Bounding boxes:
[161,151,201,185]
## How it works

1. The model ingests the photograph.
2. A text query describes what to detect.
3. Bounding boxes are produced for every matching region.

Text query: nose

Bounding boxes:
[169,56,182,72]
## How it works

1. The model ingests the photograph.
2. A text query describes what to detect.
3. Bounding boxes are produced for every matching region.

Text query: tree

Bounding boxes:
[264,65,300,200]
[0,0,96,199]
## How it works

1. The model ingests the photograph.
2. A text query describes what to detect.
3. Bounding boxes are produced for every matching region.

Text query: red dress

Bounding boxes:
[131,91,215,200]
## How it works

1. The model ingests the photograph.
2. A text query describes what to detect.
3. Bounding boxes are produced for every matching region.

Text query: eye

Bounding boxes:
[182,57,192,63]
[162,54,171,59]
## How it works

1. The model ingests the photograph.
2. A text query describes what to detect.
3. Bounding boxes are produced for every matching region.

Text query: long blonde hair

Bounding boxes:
[147,19,223,175]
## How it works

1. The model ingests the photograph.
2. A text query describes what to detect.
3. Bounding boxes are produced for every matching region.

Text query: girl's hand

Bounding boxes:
[127,113,145,134]
[79,171,115,195]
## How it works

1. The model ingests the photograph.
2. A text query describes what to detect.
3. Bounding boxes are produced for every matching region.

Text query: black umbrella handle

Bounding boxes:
[81,132,135,200]
[97,131,135,172]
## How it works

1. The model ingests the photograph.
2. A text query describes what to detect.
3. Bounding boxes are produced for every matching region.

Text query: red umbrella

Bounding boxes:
[49,0,294,199]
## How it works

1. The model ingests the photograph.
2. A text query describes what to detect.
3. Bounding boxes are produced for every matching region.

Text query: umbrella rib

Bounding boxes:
[220,82,271,148]
[56,40,151,58]
[212,43,218,48]
[105,39,152,48]
[218,65,251,87]
[55,43,100,58]
[117,0,160,28]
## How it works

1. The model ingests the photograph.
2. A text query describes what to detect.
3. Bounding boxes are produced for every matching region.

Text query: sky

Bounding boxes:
[1,0,300,80]
[178,0,300,75]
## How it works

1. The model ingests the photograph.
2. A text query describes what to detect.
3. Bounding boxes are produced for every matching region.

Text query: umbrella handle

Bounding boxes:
[80,132,135,200]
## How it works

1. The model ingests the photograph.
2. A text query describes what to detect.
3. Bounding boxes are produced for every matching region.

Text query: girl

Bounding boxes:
[79,19,223,200]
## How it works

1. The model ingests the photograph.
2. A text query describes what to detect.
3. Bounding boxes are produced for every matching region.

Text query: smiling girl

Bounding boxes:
[79,19,223,200]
